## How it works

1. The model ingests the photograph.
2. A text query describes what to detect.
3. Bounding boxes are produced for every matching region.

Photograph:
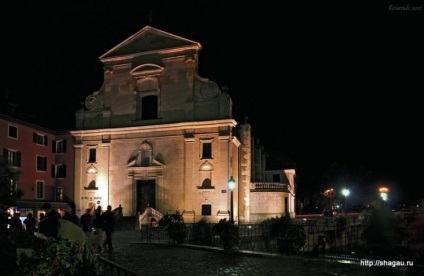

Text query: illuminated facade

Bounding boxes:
[71,26,295,223]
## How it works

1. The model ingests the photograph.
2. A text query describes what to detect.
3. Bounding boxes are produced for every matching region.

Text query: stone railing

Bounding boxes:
[138,207,164,229]
[250,182,290,191]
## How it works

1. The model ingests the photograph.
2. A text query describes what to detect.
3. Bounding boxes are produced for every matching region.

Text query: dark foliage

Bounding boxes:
[362,200,407,259]
[261,214,306,254]
[191,218,213,246]
[212,219,239,249]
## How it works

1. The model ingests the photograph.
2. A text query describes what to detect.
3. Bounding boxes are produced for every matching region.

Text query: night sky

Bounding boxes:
[1,1,423,205]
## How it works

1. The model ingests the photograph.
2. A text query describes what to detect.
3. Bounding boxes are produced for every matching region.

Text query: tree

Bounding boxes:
[0,158,23,208]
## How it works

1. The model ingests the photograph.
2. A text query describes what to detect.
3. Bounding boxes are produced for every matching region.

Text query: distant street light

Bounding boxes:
[228,176,236,223]
[379,186,390,202]
[342,188,350,219]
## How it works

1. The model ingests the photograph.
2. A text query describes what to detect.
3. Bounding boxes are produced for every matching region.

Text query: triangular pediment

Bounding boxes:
[100,26,201,60]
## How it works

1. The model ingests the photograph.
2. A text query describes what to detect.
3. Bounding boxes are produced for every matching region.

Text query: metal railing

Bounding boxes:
[98,257,140,276]
[141,221,419,259]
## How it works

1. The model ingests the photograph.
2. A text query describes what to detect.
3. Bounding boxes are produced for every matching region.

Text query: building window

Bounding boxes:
[3,149,21,167]
[88,148,96,163]
[8,125,18,139]
[52,164,66,178]
[10,178,17,193]
[200,139,213,159]
[53,140,66,153]
[33,133,48,146]
[36,156,47,171]
[198,161,214,189]
[141,95,158,120]
[273,174,280,182]
[36,181,44,199]
[201,204,212,216]
[202,142,212,159]
[55,187,63,201]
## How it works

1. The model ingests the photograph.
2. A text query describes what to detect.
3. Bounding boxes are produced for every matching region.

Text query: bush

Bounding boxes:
[212,219,239,249]
[1,229,102,275]
[362,201,406,259]
[167,220,186,244]
[191,218,213,246]
[261,214,306,254]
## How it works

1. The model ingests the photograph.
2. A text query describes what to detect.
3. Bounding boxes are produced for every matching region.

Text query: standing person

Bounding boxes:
[9,212,23,230]
[100,205,115,251]
[80,208,94,248]
[0,207,10,232]
[23,212,36,232]
[93,206,104,252]
[62,201,80,226]
[38,203,61,239]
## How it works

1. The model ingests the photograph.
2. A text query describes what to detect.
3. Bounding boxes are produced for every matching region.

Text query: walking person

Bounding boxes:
[23,212,36,232]
[93,205,104,252]
[100,205,115,251]
[80,208,94,249]
[62,201,80,226]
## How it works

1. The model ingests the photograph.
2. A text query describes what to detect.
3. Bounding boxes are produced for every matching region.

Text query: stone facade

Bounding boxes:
[71,26,294,223]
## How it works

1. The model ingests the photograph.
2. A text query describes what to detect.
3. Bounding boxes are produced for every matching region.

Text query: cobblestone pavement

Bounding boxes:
[97,230,417,276]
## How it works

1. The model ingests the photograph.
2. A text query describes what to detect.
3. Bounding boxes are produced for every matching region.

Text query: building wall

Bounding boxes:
[72,120,238,223]
[249,192,286,223]
[0,114,74,212]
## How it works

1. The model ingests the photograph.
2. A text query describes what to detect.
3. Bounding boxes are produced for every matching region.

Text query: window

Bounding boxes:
[3,149,21,167]
[202,142,212,159]
[198,161,214,189]
[10,179,17,193]
[55,187,63,201]
[201,204,212,216]
[52,140,66,153]
[88,148,96,163]
[52,164,66,178]
[141,95,158,120]
[8,125,17,139]
[273,174,280,182]
[36,156,47,171]
[36,181,44,199]
[33,133,48,146]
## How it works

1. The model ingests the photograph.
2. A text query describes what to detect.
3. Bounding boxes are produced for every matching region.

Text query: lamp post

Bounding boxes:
[379,186,389,203]
[228,176,236,223]
[342,188,350,220]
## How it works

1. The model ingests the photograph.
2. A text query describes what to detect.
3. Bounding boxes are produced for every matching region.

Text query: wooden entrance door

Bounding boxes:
[137,180,156,213]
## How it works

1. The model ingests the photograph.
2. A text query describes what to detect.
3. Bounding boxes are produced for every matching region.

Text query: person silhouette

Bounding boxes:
[100,205,115,251]
[23,212,36,232]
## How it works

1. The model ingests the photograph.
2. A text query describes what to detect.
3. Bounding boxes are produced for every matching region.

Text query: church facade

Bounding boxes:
[71,26,295,223]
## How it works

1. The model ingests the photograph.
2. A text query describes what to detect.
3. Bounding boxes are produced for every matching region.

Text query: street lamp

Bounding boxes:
[379,186,389,202]
[342,188,350,219]
[228,176,236,223]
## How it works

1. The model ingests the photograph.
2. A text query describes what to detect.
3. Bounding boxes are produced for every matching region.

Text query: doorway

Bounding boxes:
[137,180,156,213]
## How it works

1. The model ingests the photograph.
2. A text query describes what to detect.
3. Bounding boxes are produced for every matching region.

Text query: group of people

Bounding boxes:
[1,202,117,252]
[80,205,116,252]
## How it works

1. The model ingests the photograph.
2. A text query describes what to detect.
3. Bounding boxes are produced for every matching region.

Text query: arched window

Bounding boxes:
[198,161,214,189]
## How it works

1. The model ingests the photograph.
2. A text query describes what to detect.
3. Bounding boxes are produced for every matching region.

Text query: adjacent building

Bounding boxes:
[0,112,74,220]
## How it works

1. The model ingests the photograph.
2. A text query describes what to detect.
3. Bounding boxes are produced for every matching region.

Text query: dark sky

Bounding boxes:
[1,1,423,205]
